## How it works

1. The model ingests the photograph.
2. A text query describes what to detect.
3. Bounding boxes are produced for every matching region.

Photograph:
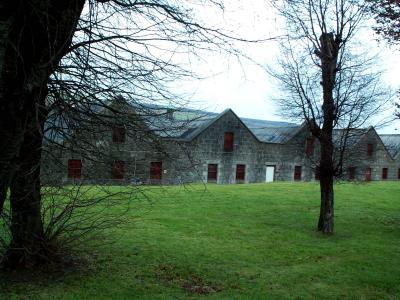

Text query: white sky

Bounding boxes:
[175,0,400,133]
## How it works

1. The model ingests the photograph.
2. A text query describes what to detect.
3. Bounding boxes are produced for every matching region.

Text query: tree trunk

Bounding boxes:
[0,0,86,192]
[318,139,334,233]
[0,182,6,214]
[315,33,339,234]
[0,0,85,268]
[1,92,48,268]
[318,175,334,233]
[0,1,25,218]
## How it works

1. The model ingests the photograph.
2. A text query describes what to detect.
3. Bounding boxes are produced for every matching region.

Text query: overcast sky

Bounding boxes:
[175,0,400,133]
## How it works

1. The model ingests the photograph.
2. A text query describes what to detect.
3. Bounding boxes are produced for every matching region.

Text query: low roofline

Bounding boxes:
[181,108,262,142]
[353,126,398,161]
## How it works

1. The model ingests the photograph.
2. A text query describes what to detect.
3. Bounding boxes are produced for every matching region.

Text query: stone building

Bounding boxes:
[43,102,400,184]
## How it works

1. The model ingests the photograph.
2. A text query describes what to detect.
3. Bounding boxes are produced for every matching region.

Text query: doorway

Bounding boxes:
[265,165,275,182]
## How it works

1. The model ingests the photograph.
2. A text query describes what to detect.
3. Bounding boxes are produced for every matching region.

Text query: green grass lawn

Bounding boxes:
[1,182,399,299]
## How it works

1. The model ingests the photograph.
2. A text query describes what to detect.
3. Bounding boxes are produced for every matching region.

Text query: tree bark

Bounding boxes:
[316,33,339,234]
[318,136,334,233]
[1,88,49,268]
[0,182,6,214]
[0,0,86,268]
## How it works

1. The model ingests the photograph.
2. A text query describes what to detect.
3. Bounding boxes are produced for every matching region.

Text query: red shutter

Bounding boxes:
[207,164,218,182]
[306,138,314,156]
[150,162,162,180]
[365,167,372,181]
[294,166,302,181]
[236,164,245,182]
[112,161,124,179]
[382,168,388,180]
[68,159,82,179]
[113,127,126,143]
[224,132,234,152]
[348,167,356,180]
[367,144,373,156]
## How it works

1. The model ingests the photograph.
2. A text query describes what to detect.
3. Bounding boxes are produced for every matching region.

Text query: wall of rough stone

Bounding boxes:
[185,110,263,184]
[41,108,400,185]
[340,128,399,181]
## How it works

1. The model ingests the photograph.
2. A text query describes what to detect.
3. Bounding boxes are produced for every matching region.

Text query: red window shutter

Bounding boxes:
[294,166,302,181]
[150,162,162,180]
[382,168,388,180]
[348,167,356,180]
[365,167,372,181]
[367,144,373,156]
[207,164,218,181]
[306,138,314,156]
[68,159,82,179]
[112,161,124,179]
[224,132,234,152]
[236,164,245,182]
[113,127,126,143]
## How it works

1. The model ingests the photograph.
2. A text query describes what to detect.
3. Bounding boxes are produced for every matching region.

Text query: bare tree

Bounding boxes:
[270,0,389,234]
[0,0,249,269]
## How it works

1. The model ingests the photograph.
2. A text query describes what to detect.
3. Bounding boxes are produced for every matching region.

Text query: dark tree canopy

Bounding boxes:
[369,0,400,119]
[370,0,400,44]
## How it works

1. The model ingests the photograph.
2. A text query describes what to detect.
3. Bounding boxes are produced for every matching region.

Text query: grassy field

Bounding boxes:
[1,182,399,299]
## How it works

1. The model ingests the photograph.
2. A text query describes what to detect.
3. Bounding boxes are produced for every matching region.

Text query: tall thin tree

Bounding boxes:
[270,0,389,233]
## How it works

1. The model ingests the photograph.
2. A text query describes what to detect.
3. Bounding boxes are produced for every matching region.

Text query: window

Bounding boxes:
[367,143,373,157]
[150,161,162,180]
[236,164,246,182]
[112,160,124,179]
[365,167,372,181]
[207,164,218,182]
[398,168,400,180]
[68,159,82,179]
[382,168,388,180]
[224,132,234,152]
[294,166,302,181]
[112,126,126,143]
[305,138,314,156]
[348,167,356,180]
[315,166,320,180]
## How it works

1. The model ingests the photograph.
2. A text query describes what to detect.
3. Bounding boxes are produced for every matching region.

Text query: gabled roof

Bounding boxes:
[332,128,368,148]
[170,108,300,143]
[46,96,400,152]
[333,127,400,160]
[47,97,303,144]
[241,118,302,143]
[380,134,400,159]
[174,109,226,141]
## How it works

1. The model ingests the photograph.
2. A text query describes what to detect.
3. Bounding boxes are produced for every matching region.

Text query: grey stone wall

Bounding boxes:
[41,108,400,185]
[340,129,399,181]
[186,110,262,184]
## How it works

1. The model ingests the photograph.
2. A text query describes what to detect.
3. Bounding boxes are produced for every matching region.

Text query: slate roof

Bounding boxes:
[56,98,300,143]
[161,108,300,143]
[241,117,301,143]
[332,128,369,148]
[45,96,400,153]
[380,134,400,158]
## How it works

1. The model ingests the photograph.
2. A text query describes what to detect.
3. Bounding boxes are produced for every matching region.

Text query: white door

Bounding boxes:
[266,166,275,182]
